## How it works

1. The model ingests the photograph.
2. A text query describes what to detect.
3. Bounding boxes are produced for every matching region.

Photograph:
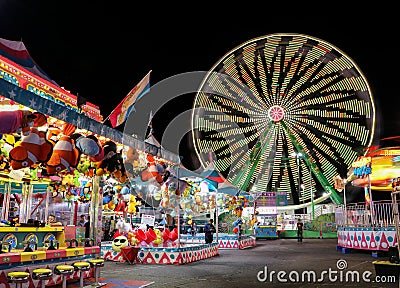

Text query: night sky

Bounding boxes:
[0,1,396,182]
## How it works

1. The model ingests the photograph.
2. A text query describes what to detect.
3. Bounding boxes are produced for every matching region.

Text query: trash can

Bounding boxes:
[373,260,400,278]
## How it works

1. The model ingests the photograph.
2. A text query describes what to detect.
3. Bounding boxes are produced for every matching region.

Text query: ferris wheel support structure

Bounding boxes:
[231,121,274,191]
[231,119,343,205]
[280,121,343,205]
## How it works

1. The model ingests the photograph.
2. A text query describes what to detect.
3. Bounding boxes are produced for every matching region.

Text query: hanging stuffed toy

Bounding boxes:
[9,127,53,170]
[115,217,132,235]
[96,140,117,176]
[232,218,243,234]
[32,112,48,128]
[70,133,104,162]
[1,134,16,155]
[0,110,37,136]
[141,154,163,184]
[46,123,81,175]
[96,140,127,182]
[76,156,91,174]
[0,139,10,171]
[114,192,126,212]
[102,185,114,210]
[46,125,61,145]
[124,147,140,178]
[127,194,141,214]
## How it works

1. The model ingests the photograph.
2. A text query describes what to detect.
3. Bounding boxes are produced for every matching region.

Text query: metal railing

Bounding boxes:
[335,200,396,228]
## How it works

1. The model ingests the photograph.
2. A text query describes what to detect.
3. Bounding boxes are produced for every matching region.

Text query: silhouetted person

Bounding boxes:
[297,219,303,242]
[204,219,216,244]
[85,216,90,238]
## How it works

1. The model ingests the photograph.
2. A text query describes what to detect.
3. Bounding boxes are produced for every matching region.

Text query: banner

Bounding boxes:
[108,70,151,128]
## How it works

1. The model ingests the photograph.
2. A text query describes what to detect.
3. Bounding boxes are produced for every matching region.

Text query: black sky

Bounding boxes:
[0,1,396,171]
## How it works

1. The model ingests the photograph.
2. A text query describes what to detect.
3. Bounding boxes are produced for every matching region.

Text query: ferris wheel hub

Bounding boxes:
[268,105,285,122]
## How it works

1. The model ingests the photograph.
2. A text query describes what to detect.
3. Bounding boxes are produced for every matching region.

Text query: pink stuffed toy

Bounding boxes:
[0,110,38,136]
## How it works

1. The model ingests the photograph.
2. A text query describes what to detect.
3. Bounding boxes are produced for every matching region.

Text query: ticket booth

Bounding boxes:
[254,206,278,239]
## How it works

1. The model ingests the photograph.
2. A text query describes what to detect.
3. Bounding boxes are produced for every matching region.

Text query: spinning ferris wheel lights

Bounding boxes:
[192,33,375,207]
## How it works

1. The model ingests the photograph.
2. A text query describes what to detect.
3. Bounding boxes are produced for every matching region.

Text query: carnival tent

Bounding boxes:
[0,37,59,86]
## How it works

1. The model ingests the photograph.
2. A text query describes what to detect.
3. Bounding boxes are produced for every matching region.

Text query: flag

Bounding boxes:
[108,70,151,128]
[144,111,162,156]
[76,93,87,110]
[145,110,154,138]
[364,186,370,205]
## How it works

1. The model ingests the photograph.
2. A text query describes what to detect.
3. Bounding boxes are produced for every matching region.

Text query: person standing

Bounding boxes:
[104,218,111,240]
[77,214,87,227]
[191,222,198,236]
[204,219,216,244]
[296,218,304,242]
[84,215,91,238]
[47,214,62,227]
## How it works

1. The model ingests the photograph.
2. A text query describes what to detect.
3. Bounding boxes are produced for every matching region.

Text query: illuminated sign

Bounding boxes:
[256,206,277,214]
[352,156,372,178]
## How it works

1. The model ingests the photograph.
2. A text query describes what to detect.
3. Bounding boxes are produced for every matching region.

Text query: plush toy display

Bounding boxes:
[127,194,141,214]
[0,110,46,137]
[46,123,81,174]
[141,154,164,183]
[112,235,129,252]
[96,140,127,183]
[116,217,132,234]
[9,127,53,170]
[70,133,104,162]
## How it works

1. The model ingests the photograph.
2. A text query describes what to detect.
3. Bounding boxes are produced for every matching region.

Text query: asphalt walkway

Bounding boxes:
[99,238,398,287]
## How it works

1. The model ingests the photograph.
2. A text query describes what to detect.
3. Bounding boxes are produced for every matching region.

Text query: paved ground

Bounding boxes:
[100,238,398,287]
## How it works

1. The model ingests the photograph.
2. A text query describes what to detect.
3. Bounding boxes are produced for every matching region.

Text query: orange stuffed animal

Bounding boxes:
[9,127,53,170]
[46,123,80,174]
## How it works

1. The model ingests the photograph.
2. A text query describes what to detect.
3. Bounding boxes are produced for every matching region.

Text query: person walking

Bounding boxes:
[204,219,216,244]
[296,218,304,242]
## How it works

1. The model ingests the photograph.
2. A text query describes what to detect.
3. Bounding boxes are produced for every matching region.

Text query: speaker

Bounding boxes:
[388,246,399,263]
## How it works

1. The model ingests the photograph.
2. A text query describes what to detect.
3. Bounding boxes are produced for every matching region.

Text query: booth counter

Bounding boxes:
[0,226,100,288]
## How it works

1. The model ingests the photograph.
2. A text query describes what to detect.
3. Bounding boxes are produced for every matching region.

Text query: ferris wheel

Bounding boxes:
[191,33,375,207]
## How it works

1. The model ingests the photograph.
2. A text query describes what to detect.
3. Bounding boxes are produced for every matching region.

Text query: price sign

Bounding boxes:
[141,214,155,226]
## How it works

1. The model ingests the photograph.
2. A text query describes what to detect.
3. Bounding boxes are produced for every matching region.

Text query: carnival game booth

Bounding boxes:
[0,37,138,286]
[0,37,217,269]
[103,233,215,266]
[0,176,101,287]
[179,233,255,250]
[177,172,256,250]
[101,169,221,264]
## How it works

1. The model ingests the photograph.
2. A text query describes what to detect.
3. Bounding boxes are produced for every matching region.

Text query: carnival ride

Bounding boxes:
[349,137,400,192]
[192,33,376,209]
